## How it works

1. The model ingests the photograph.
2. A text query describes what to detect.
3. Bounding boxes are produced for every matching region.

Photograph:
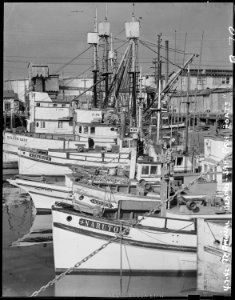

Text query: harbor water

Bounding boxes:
[3,179,199,297]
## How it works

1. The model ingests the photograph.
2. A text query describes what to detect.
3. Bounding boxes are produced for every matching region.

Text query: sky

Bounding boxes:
[3,2,234,80]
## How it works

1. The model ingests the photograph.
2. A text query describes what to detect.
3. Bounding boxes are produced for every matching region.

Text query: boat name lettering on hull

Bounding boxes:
[29,153,52,161]
[79,218,129,235]
[90,198,113,208]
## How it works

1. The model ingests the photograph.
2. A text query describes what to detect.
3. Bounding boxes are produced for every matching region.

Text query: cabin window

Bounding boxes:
[84,126,88,134]
[79,126,82,133]
[142,165,150,175]
[62,104,66,107]
[58,121,63,128]
[122,140,129,148]
[176,157,183,166]
[53,103,57,107]
[90,127,95,134]
[40,121,45,128]
[150,165,158,174]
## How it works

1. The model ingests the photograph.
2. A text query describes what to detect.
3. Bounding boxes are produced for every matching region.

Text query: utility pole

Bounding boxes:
[157,33,162,90]
[165,40,169,85]
[156,60,162,144]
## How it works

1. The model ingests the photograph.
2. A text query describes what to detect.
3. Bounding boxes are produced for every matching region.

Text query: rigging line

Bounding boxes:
[53,45,93,74]
[140,38,192,55]
[71,76,106,101]
[139,40,188,71]
[30,151,231,297]
[205,221,220,244]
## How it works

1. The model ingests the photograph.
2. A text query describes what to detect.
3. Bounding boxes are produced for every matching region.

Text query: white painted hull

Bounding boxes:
[3,132,79,162]
[73,182,160,203]
[7,179,73,212]
[52,206,197,273]
[19,155,73,175]
[18,149,130,175]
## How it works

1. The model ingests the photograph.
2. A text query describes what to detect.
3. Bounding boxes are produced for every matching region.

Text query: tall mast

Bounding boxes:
[125,3,140,126]
[87,9,99,108]
[99,3,111,108]
[185,64,190,154]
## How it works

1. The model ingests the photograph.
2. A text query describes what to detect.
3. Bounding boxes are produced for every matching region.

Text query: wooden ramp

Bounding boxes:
[197,218,232,295]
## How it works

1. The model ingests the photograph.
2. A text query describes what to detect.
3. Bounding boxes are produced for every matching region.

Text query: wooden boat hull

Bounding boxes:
[18,149,130,175]
[52,204,197,273]
[7,178,73,212]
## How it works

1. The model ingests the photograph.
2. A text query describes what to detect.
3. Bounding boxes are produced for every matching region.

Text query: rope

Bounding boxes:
[205,221,220,244]
[30,152,231,296]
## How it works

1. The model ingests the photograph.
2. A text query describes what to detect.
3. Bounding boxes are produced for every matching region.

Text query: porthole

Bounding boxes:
[79,195,84,200]
[66,216,72,222]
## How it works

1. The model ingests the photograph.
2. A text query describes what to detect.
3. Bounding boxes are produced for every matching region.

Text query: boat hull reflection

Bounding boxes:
[54,273,197,297]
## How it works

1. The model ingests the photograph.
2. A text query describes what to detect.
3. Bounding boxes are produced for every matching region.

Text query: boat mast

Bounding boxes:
[87,9,99,108]
[93,8,98,108]
[99,3,111,108]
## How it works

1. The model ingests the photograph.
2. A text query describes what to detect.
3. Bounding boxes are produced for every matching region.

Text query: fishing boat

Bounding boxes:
[52,200,197,273]
[7,175,73,212]
[52,190,231,273]
[7,157,162,212]
[17,144,131,176]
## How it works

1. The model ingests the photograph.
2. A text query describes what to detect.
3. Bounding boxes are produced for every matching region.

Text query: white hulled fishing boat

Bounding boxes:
[52,200,197,273]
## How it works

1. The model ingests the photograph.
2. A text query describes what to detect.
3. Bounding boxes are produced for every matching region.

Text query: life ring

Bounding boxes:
[186,201,197,211]
[145,183,152,191]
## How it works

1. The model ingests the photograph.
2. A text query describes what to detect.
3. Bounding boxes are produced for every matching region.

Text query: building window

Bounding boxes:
[40,121,45,128]
[62,104,66,107]
[53,103,57,107]
[221,77,230,84]
[90,127,95,134]
[36,103,40,107]
[83,126,88,134]
[58,121,63,128]
[198,77,207,85]
[142,165,150,175]
[5,103,11,111]
[204,164,207,172]
[150,165,158,174]
[79,126,82,133]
